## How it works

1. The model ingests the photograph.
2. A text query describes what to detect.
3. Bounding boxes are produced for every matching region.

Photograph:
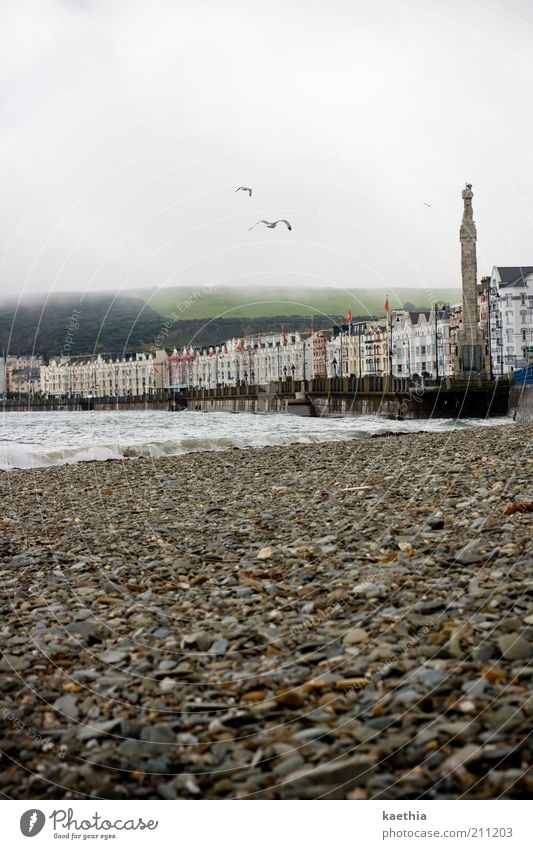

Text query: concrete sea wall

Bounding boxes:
[510,384,533,421]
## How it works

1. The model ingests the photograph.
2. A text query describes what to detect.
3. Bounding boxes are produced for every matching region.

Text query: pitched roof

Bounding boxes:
[495,266,533,288]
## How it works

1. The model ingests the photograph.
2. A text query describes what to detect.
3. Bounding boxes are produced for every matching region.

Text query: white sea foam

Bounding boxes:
[0,410,511,470]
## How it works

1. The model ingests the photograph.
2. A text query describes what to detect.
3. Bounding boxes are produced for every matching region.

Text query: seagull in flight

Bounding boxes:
[423,202,432,207]
[236,187,252,196]
[249,219,292,231]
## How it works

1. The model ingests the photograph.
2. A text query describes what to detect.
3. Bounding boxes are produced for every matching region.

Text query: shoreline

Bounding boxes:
[0,423,531,799]
[0,415,516,473]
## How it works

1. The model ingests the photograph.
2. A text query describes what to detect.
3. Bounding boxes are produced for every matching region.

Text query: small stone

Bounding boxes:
[53,694,79,721]
[343,628,368,646]
[275,690,305,709]
[0,655,30,672]
[497,633,533,661]
[427,514,445,529]
[440,744,483,776]
[209,639,229,656]
[77,718,122,741]
[455,541,483,565]
[98,650,128,664]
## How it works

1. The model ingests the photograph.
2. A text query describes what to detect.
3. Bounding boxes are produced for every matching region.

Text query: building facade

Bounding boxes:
[40,350,169,397]
[4,355,43,395]
[480,267,533,375]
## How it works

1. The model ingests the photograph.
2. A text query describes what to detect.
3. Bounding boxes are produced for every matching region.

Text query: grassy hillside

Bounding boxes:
[0,294,164,357]
[1,285,461,356]
[134,286,461,320]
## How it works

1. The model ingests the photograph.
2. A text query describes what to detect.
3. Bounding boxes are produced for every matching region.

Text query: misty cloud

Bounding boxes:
[1,0,532,305]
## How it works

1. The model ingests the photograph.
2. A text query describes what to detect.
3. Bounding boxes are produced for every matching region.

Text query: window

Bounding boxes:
[521,310,527,324]
[507,329,513,342]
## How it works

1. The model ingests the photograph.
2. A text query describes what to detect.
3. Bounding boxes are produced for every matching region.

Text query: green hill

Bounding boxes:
[1,286,462,356]
[0,294,164,357]
[134,286,461,320]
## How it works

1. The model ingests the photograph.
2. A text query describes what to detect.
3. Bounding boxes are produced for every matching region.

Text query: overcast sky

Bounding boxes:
[1,0,532,306]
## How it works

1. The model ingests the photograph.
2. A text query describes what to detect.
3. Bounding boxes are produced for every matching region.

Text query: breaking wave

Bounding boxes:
[0,410,511,470]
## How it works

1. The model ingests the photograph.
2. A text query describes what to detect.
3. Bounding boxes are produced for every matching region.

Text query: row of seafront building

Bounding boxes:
[172,261,533,389]
[176,306,457,390]
[3,265,532,398]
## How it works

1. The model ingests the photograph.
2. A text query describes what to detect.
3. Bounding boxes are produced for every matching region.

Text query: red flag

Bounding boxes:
[346,309,352,324]
[384,296,390,313]
[281,332,288,345]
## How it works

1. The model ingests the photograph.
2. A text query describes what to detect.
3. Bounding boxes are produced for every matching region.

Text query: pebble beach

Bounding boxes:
[0,422,531,800]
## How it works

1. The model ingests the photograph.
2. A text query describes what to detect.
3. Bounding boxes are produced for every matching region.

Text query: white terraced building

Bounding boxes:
[325,308,456,379]
[40,350,169,397]
[190,332,314,388]
[480,266,533,375]
[188,310,460,388]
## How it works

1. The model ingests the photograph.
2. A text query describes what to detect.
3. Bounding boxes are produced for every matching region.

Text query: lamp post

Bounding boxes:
[357,323,365,379]
[488,287,503,378]
[491,285,501,379]
[482,276,493,381]
[433,301,447,381]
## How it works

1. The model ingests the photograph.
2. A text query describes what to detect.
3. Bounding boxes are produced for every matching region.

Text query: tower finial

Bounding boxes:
[462,182,473,202]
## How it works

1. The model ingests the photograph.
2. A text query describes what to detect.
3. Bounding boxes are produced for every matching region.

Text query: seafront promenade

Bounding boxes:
[1,374,518,418]
[0,423,531,799]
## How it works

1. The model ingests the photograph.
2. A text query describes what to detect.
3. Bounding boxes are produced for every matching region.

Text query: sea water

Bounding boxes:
[0,409,511,470]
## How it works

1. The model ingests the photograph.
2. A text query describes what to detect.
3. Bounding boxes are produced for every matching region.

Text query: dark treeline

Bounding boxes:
[0,294,163,357]
[0,293,369,356]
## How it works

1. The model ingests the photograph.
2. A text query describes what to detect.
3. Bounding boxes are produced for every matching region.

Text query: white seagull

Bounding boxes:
[235,187,252,196]
[423,202,432,207]
[249,219,292,231]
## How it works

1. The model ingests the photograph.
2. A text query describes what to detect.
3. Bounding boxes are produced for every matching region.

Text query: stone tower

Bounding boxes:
[455,183,488,378]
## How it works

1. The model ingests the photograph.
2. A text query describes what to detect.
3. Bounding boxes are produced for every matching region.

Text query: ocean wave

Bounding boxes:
[0,413,512,470]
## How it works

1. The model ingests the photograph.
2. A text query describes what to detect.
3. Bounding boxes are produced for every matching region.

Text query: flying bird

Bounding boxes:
[249,219,292,231]
[235,187,252,196]
[423,202,432,207]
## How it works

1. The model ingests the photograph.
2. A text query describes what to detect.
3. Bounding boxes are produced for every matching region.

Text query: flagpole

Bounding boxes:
[388,309,392,377]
